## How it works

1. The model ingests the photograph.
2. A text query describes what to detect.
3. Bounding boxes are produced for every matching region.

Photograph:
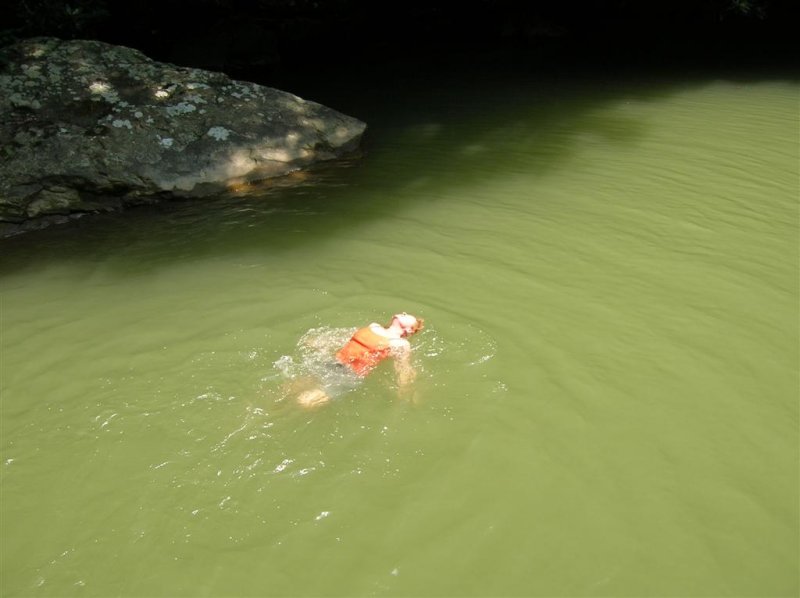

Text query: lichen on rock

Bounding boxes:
[0,37,366,235]
[207,126,231,141]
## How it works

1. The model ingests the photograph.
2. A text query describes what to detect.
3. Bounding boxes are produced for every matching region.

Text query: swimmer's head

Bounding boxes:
[391,312,424,337]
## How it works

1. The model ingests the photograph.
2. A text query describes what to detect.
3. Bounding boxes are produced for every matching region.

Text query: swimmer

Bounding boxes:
[297,312,425,408]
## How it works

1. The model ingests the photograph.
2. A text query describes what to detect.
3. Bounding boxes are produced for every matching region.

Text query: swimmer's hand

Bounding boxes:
[397,365,416,387]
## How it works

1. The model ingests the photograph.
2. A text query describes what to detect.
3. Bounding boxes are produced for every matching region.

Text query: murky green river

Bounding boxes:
[1,64,798,597]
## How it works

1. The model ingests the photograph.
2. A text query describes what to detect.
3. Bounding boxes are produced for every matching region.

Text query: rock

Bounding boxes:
[0,37,366,234]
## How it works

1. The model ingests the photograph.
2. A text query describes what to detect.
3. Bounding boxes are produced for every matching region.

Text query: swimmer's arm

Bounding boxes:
[390,339,415,387]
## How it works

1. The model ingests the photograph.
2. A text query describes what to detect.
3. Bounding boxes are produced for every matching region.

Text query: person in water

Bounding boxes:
[297,312,425,408]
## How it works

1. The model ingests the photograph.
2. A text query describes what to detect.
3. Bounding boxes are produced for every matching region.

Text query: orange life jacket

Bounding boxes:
[336,326,392,377]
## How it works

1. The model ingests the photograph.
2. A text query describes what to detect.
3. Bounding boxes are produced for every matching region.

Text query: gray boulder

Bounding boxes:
[0,37,366,233]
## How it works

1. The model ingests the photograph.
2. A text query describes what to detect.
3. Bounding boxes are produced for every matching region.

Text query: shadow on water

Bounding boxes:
[0,52,796,278]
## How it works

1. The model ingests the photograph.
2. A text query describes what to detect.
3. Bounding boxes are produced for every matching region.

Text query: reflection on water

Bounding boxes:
[1,69,798,597]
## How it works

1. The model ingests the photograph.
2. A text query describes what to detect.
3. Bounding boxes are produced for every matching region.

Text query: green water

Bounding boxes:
[1,68,798,597]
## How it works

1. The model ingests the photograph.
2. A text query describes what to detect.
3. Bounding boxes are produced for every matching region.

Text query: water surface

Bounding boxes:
[1,66,798,597]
